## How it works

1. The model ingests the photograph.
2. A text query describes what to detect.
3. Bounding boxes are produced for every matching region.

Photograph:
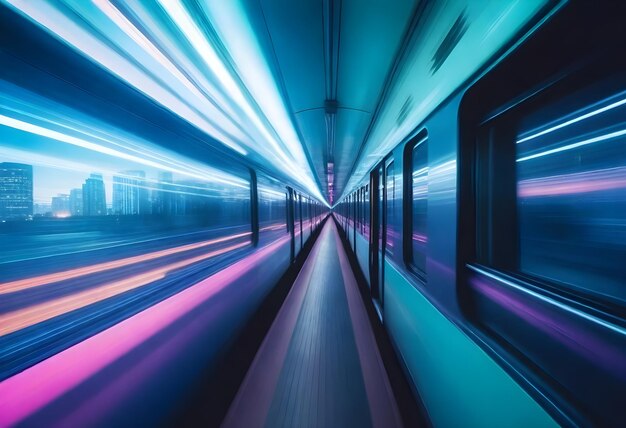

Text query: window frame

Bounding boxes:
[403,129,429,282]
[384,158,395,257]
[470,74,626,315]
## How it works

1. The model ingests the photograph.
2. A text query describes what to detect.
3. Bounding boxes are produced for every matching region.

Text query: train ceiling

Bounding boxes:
[2,0,553,204]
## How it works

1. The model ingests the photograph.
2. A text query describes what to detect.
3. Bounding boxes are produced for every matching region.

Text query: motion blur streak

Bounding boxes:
[516,128,626,162]
[518,166,626,197]
[0,113,248,189]
[467,265,626,337]
[412,233,428,243]
[3,0,325,201]
[0,235,290,427]
[516,95,626,144]
[260,223,286,232]
[0,241,249,337]
[0,231,251,294]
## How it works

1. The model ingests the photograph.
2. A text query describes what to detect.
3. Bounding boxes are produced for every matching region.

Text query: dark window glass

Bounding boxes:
[411,138,428,273]
[476,81,626,308]
[378,167,384,253]
[364,184,370,240]
[356,192,358,229]
[515,89,626,304]
[359,187,364,233]
[295,193,302,235]
[257,175,287,243]
[0,136,252,373]
[385,161,395,255]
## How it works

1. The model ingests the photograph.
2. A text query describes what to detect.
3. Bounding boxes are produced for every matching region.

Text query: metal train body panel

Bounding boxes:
[1,0,625,426]
[335,2,626,426]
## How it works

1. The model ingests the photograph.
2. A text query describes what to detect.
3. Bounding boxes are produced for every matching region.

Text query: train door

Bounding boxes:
[369,165,383,312]
[287,188,295,261]
[346,195,354,248]
[384,159,396,301]
[298,193,303,251]
[352,193,356,248]
[352,192,357,251]
[378,165,386,305]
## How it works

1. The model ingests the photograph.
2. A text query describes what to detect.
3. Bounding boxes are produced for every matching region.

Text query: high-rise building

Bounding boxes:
[153,171,176,216]
[51,194,70,217]
[82,173,106,216]
[33,203,51,216]
[69,188,83,216]
[0,162,33,220]
[112,170,149,215]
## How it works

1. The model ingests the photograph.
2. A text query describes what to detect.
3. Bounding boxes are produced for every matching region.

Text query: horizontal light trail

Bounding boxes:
[0,234,291,427]
[518,166,626,197]
[0,241,250,337]
[516,96,626,144]
[260,223,286,232]
[0,113,249,190]
[412,233,428,243]
[4,0,327,203]
[517,128,626,162]
[0,232,251,295]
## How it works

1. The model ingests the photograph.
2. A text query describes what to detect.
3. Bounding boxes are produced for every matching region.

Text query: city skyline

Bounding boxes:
[1,161,238,219]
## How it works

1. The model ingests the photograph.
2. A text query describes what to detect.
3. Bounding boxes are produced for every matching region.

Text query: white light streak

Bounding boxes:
[517,129,626,162]
[0,114,248,189]
[468,264,626,337]
[517,96,626,144]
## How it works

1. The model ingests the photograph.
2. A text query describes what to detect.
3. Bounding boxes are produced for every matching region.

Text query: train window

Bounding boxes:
[385,160,395,255]
[285,191,290,233]
[355,191,358,231]
[355,192,358,230]
[378,166,384,255]
[257,175,287,242]
[0,130,253,372]
[364,184,370,240]
[411,135,428,274]
[476,81,626,307]
[359,187,364,234]
[349,194,353,228]
[294,192,302,249]
[308,198,312,232]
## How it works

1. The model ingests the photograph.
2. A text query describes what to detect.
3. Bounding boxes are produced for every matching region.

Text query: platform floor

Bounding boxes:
[223,220,402,428]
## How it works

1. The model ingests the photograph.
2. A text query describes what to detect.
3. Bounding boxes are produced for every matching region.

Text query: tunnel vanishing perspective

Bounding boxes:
[0,1,625,427]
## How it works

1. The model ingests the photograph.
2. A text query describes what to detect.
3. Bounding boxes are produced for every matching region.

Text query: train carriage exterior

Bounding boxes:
[335,2,626,426]
[1,0,626,426]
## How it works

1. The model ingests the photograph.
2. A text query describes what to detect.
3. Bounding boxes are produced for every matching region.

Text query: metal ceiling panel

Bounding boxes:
[259,0,325,113]
[337,0,417,112]
[333,109,372,196]
[294,108,328,192]
[343,0,553,200]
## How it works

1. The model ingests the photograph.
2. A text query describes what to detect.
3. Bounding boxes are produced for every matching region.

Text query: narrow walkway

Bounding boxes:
[223,221,402,428]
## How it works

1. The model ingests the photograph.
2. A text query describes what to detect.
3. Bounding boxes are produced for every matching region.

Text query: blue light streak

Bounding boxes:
[517,96,626,144]
[516,128,626,162]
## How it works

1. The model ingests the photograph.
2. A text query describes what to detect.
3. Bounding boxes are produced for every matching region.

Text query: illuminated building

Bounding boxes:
[82,173,106,216]
[0,162,33,220]
[112,171,149,215]
[51,194,70,218]
[69,188,83,216]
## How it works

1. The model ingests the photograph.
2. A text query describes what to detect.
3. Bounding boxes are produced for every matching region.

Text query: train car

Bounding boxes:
[2,0,625,426]
[335,2,626,426]
[0,4,329,425]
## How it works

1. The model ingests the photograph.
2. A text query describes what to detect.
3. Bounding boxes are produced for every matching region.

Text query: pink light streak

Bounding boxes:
[0,234,291,427]
[259,222,286,232]
[412,233,428,243]
[518,167,626,197]
[0,241,250,336]
[0,231,251,295]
